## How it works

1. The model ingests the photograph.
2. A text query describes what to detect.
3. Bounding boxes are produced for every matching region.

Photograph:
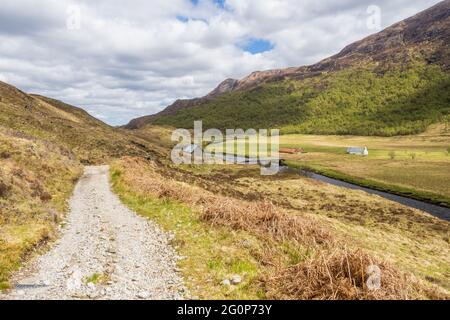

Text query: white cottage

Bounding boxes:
[347,146,369,156]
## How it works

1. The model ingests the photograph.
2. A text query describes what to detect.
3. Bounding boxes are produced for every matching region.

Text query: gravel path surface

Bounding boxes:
[2,166,186,300]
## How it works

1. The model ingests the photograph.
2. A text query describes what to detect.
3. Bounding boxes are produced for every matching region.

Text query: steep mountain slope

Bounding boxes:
[127,0,450,136]
[0,81,156,163]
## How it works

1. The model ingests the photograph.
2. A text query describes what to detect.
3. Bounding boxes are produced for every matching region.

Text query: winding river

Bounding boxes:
[300,170,450,222]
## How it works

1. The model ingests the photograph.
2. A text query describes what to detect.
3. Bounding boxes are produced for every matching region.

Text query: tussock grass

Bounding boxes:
[265,247,449,300]
[264,248,412,300]
[200,199,333,247]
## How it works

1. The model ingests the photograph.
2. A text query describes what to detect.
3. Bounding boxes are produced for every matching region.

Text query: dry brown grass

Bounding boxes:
[200,199,333,247]
[120,157,333,247]
[265,247,450,300]
[264,248,413,300]
[115,156,447,299]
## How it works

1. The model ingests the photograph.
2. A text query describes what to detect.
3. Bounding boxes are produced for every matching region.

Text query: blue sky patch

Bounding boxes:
[176,15,208,24]
[213,0,226,9]
[241,38,275,54]
[190,0,226,9]
[176,15,190,23]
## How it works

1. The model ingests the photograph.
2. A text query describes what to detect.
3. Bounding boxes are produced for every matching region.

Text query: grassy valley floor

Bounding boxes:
[205,126,450,207]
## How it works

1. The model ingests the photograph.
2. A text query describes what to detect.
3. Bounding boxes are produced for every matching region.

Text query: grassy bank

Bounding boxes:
[0,127,82,289]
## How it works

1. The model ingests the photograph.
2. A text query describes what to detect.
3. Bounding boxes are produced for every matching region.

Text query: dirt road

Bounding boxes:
[3,166,185,300]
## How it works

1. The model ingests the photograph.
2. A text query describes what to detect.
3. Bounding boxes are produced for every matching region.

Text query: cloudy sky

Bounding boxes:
[0,0,442,125]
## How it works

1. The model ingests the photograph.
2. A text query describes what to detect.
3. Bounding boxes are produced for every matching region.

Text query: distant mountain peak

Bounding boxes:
[124,0,450,130]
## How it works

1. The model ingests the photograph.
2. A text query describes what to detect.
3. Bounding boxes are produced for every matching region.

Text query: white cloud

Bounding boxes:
[0,0,442,125]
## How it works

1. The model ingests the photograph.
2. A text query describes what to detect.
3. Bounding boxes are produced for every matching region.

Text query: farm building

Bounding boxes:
[347,146,369,156]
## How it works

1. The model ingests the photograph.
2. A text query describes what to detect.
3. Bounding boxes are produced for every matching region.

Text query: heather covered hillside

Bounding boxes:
[0,81,156,164]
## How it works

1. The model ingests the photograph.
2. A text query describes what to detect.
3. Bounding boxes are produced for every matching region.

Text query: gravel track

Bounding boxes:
[2,166,185,300]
